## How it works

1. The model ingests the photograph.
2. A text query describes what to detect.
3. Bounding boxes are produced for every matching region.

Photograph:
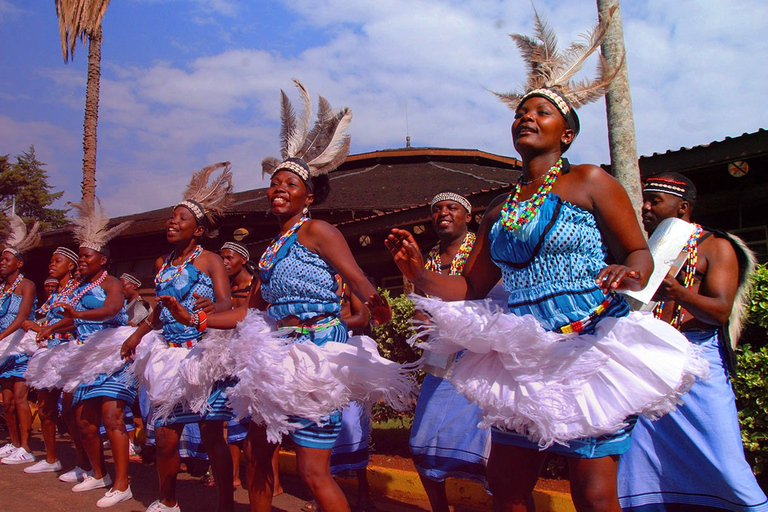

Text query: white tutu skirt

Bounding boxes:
[0,330,38,361]
[227,310,418,444]
[410,295,709,449]
[130,328,236,422]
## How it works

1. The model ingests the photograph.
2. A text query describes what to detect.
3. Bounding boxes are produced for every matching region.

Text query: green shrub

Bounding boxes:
[747,264,768,331]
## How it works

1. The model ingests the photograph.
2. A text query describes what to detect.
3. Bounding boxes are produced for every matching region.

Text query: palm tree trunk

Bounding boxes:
[81,25,102,207]
[597,0,643,225]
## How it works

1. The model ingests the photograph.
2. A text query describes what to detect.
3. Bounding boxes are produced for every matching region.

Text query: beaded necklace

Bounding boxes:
[259,215,309,272]
[499,158,563,231]
[38,277,79,316]
[66,271,108,307]
[0,273,24,307]
[155,245,203,287]
[653,224,703,330]
[425,232,476,276]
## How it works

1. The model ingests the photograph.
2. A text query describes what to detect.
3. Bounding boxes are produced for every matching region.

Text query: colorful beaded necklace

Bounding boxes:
[66,271,108,307]
[37,277,79,316]
[155,245,203,287]
[0,273,24,306]
[259,215,309,272]
[424,232,477,276]
[499,158,562,231]
[653,223,703,330]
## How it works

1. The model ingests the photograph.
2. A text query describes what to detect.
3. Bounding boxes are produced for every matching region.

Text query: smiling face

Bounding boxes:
[267,170,313,218]
[48,253,75,280]
[78,247,107,280]
[512,96,574,155]
[431,200,470,241]
[221,248,246,277]
[0,251,22,278]
[166,205,204,244]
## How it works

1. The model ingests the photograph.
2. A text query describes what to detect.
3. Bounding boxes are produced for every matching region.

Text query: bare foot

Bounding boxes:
[273,484,284,497]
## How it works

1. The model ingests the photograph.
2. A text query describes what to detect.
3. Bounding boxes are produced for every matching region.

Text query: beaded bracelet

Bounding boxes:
[197,310,208,332]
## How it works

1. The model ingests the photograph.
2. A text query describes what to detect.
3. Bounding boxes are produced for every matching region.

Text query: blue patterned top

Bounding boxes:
[260,233,340,321]
[74,281,128,343]
[0,293,34,330]
[489,192,628,331]
[155,258,214,347]
[41,291,75,347]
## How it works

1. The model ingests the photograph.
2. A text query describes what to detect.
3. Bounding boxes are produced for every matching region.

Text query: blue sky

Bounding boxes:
[1,0,766,216]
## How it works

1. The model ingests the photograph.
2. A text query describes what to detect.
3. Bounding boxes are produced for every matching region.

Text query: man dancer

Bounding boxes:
[120,273,151,327]
[618,173,768,511]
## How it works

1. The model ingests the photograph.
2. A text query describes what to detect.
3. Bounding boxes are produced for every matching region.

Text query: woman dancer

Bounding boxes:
[121,162,235,512]
[0,215,39,465]
[22,247,84,475]
[387,12,705,512]
[53,199,135,507]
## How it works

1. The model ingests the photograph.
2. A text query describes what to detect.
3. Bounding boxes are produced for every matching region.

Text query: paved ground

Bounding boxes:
[0,433,432,512]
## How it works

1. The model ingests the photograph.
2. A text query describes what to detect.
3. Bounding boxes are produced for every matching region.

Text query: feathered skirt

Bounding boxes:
[0,330,38,379]
[226,310,418,444]
[409,296,709,451]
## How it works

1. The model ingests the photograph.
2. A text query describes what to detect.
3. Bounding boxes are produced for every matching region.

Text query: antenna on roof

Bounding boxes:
[405,104,411,148]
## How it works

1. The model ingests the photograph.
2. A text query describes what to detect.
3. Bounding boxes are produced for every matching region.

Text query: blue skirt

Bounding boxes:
[618,329,768,511]
[72,364,137,406]
[227,416,250,444]
[155,379,234,426]
[0,353,29,379]
[410,373,490,482]
[331,401,370,474]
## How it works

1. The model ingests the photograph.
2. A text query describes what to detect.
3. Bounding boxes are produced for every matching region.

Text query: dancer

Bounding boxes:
[0,214,39,465]
[408,191,490,512]
[53,199,135,508]
[121,162,235,512]
[386,11,706,512]
[22,247,81,474]
[618,174,768,511]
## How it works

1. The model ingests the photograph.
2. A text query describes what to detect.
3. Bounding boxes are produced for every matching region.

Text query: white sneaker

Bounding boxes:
[0,443,17,457]
[25,459,63,473]
[59,466,93,483]
[72,473,112,492]
[97,487,133,508]
[146,500,181,512]
[1,447,34,465]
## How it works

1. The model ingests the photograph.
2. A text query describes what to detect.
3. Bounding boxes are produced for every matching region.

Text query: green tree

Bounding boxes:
[0,146,67,230]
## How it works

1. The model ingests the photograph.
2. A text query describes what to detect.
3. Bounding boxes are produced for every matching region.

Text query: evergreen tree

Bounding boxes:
[0,145,68,230]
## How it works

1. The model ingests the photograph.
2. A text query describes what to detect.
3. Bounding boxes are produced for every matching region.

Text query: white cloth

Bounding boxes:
[410,295,710,448]
[58,325,137,392]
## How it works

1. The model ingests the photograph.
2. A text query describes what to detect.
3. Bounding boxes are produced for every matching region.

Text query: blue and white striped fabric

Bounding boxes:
[179,423,209,460]
[331,401,370,474]
[227,417,250,444]
[155,379,234,426]
[619,329,768,511]
[410,372,490,483]
[0,293,35,378]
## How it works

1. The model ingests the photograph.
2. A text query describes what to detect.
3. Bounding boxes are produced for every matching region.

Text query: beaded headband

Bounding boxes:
[120,273,141,287]
[54,246,79,263]
[176,199,207,224]
[221,241,249,261]
[44,278,59,285]
[274,158,311,183]
[644,177,696,201]
[177,162,234,229]
[2,247,21,258]
[430,192,472,214]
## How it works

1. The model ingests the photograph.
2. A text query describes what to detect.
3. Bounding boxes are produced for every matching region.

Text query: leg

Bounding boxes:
[295,445,351,512]
[487,442,544,512]
[63,392,90,470]
[567,455,621,512]
[419,475,450,512]
[76,399,106,478]
[1,379,20,447]
[13,379,32,452]
[155,423,183,508]
[243,423,279,512]
[230,442,242,488]
[200,421,235,512]
[102,399,130,491]
[272,443,283,496]
[355,467,375,511]
[37,388,62,463]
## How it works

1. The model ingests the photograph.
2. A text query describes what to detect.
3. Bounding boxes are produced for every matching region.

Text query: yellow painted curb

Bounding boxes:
[278,451,575,512]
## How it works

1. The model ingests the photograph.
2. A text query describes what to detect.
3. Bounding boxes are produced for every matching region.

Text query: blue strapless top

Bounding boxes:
[74,283,128,342]
[156,259,214,346]
[489,193,628,331]
[260,233,340,321]
[0,293,34,330]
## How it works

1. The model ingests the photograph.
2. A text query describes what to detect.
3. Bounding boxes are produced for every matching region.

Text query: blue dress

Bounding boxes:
[488,191,634,458]
[38,291,76,349]
[72,281,135,405]
[0,293,35,379]
[153,256,232,425]
[260,232,347,449]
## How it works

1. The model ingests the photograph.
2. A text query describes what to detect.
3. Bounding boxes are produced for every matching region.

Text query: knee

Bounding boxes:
[155,429,179,458]
[571,482,617,511]
[102,413,126,436]
[297,460,328,489]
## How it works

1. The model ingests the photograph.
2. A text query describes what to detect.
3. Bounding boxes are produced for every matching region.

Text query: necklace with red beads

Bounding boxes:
[653,224,703,329]
[0,273,24,306]
[499,158,562,231]
[425,232,476,275]
[259,215,309,272]
[155,245,203,287]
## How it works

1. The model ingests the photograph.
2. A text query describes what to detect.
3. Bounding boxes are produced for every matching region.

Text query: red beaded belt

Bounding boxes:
[554,297,612,334]
[167,338,198,348]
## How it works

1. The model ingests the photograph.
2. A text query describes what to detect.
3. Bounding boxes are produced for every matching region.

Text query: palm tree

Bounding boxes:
[55,0,111,207]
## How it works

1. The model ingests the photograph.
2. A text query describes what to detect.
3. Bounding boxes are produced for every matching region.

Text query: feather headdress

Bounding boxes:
[176,162,234,227]
[68,197,132,253]
[494,7,622,133]
[261,79,352,186]
[2,214,40,259]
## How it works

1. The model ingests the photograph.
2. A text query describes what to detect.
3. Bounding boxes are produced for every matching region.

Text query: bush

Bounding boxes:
[747,264,768,333]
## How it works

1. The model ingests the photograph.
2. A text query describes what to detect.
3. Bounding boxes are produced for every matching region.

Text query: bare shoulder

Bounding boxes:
[103,274,123,289]
[700,231,738,262]
[482,192,510,224]
[568,163,616,186]
[198,249,225,271]
[21,279,36,294]
[155,255,167,271]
